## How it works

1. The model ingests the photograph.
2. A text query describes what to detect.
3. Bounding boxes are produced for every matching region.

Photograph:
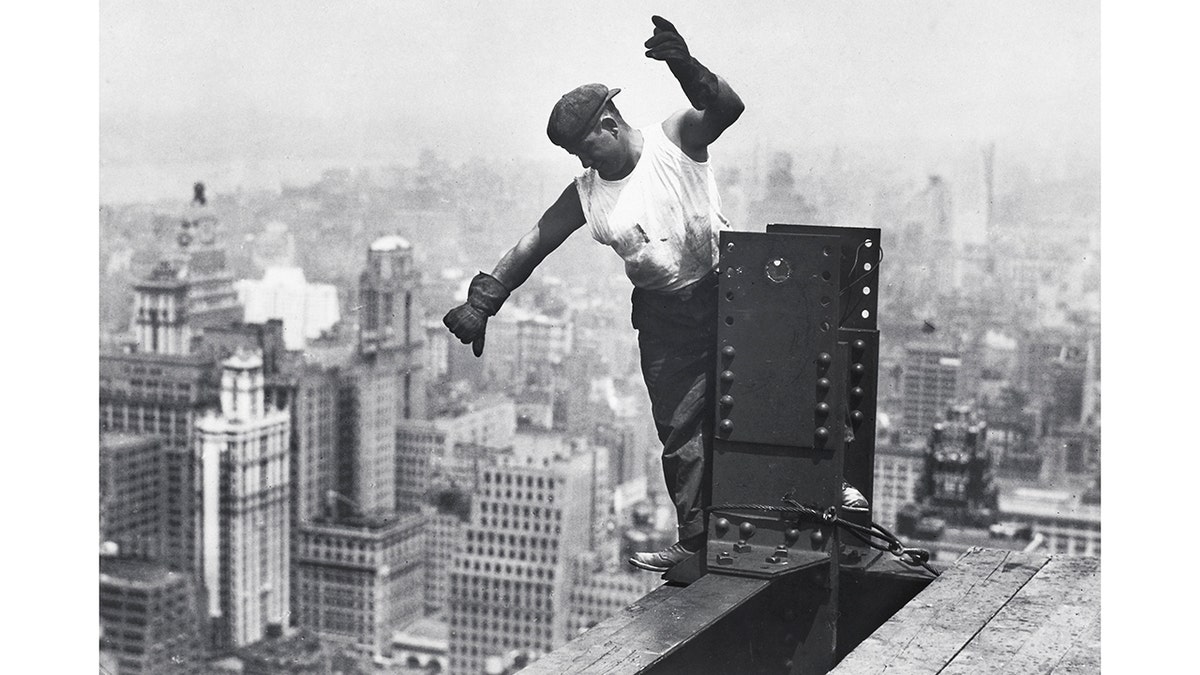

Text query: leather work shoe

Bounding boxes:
[628,542,698,573]
[842,482,869,512]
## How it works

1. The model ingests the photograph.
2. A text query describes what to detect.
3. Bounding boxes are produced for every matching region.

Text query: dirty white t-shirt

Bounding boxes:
[574,122,729,291]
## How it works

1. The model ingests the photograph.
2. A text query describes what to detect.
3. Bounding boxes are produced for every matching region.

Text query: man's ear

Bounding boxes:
[600,115,620,137]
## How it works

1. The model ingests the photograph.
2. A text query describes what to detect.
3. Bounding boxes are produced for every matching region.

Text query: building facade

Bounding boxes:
[100,434,168,561]
[448,433,594,675]
[293,513,426,659]
[100,351,218,574]
[871,438,925,531]
[197,350,292,649]
[235,266,341,350]
[396,394,515,512]
[100,556,204,674]
[900,341,964,434]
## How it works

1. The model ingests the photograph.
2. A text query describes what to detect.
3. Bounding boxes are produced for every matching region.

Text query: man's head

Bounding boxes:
[549,84,642,178]
[547,83,621,150]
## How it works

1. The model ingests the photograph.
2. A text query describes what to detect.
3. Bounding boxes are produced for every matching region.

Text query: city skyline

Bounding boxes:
[99,1,1099,204]
[23,0,1191,671]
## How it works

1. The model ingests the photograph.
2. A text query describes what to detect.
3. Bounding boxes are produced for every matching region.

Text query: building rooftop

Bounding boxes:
[223,349,263,370]
[393,617,450,649]
[99,556,179,587]
[306,510,422,534]
[99,433,159,452]
[370,234,412,251]
[999,488,1101,523]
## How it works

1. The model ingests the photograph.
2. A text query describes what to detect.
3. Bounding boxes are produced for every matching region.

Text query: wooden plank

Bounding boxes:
[941,556,1100,674]
[831,547,1050,675]
[523,574,771,674]
[1048,612,1101,674]
[521,584,679,675]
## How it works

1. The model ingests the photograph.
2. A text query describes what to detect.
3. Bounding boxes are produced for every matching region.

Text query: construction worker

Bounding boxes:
[444,16,864,573]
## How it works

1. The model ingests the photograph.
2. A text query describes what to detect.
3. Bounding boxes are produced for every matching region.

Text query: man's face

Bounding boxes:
[569,120,624,178]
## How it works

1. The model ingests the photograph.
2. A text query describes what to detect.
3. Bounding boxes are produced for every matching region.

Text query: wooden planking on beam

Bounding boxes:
[522,574,770,674]
[941,555,1100,674]
[520,584,680,675]
[830,547,1051,675]
[1049,612,1101,674]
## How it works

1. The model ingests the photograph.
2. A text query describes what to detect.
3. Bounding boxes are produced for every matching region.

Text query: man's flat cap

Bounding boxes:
[547,83,621,150]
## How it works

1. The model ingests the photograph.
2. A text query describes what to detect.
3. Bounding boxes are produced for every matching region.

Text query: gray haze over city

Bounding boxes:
[97,2,1101,673]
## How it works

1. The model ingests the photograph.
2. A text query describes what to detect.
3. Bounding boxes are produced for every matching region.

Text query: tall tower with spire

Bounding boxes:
[197,349,291,649]
[129,182,242,355]
[358,234,421,356]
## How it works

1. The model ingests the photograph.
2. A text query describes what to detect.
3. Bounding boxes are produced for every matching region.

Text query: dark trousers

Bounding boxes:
[631,271,718,542]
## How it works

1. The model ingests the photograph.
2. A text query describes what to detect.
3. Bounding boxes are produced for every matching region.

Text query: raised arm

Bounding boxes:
[443,183,585,356]
[644,15,745,161]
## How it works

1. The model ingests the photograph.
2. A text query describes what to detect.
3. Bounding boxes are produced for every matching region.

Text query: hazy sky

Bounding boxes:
[100,0,1099,197]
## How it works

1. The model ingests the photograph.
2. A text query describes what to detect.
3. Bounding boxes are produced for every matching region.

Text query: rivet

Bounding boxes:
[719,394,734,408]
[720,370,735,383]
[718,419,734,434]
[721,345,736,358]
[784,529,801,546]
[739,522,756,540]
[714,518,730,536]
[815,427,830,442]
[816,377,831,392]
[815,402,831,417]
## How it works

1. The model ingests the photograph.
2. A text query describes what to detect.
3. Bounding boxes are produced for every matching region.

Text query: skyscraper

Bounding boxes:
[100,434,167,561]
[197,349,291,649]
[293,512,426,660]
[335,359,401,517]
[100,556,204,674]
[235,266,341,351]
[917,404,997,525]
[871,437,925,531]
[329,235,429,516]
[357,235,423,359]
[448,432,594,675]
[100,349,217,574]
[100,186,244,574]
[395,394,516,512]
[899,341,964,435]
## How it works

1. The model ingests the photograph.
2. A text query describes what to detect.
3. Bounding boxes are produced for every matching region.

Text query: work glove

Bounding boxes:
[442,272,510,357]
[644,15,719,111]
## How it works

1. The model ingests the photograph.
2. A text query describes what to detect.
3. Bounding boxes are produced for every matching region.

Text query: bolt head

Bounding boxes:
[739,521,756,540]
[811,528,826,547]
